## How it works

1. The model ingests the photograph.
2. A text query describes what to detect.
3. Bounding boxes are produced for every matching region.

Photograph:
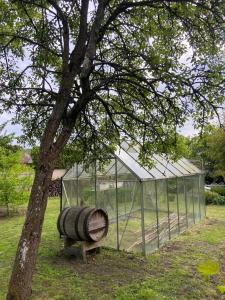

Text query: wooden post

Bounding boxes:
[63,236,102,262]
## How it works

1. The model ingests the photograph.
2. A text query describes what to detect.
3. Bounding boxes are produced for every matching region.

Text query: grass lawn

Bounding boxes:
[0,198,225,299]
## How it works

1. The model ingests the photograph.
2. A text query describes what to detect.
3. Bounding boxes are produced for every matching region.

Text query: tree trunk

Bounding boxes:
[6,0,100,295]
[6,65,77,299]
[6,155,56,300]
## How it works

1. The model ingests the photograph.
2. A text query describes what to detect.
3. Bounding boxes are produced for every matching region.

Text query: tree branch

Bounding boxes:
[69,0,89,73]
[46,0,70,71]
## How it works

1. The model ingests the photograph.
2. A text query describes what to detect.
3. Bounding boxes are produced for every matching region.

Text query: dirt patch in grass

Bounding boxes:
[205,218,224,226]
[160,240,185,253]
[54,248,150,283]
[34,248,153,299]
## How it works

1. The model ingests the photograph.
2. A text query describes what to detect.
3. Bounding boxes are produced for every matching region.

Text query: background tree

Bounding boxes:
[0,148,33,216]
[0,124,21,153]
[0,125,33,215]
[206,127,225,181]
[188,125,225,183]
[187,125,214,179]
[0,0,224,299]
[31,143,83,169]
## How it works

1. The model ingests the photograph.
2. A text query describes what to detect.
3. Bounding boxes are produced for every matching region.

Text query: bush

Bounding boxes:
[0,149,33,215]
[205,190,225,205]
[211,186,225,196]
[214,195,225,205]
[205,191,219,205]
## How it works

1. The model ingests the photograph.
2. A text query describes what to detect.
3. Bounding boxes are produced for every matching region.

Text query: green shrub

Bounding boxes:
[205,191,219,205]
[211,186,225,196]
[0,149,33,215]
[205,190,225,205]
[214,195,225,205]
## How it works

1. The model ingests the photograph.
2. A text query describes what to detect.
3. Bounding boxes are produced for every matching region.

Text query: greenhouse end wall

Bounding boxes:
[62,160,205,255]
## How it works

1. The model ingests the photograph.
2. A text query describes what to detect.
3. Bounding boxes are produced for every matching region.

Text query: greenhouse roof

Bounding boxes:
[115,146,202,181]
[63,143,203,181]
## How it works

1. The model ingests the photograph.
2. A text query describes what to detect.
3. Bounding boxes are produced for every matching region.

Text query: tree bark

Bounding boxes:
[6,108,73,299]
[6,61,87,300]
[6,155,55,300]
[6,0,105,297]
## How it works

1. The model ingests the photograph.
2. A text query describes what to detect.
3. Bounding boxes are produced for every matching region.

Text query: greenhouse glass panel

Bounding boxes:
[78,168,92,179]
[116,148,153,180]
[171,161,191,176]
[96,160,116,213]
[63,166,76,179]
[78,177,95,207]
[128,151,164,179]
[156,180,169,247]
[177,177,187,232]
[153,155,183,178]
[179,158,200,174]
[63,164,85,180]
[185,177,194,226]
[62,179,78,207]
[199,174,206,218]
[167,178,179,238]
[95,159,117,249]
[116,160,141,252]
[193,175,201,222]
[143,180,158,253]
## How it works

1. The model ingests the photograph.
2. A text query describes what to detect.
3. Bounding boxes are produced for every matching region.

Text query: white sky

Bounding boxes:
[178,119,199,137]
[1,111,199,141]
[0,112,22,137]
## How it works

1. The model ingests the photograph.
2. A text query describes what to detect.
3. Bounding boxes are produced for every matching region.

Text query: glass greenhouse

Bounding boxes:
[61,144,205,255]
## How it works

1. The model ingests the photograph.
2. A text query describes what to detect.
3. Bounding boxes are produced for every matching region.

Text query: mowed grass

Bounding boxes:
[0,199,225,299]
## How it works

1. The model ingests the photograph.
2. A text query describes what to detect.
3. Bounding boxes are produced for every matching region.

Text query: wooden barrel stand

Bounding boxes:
[63,236,102,262]
[57,206,109,262]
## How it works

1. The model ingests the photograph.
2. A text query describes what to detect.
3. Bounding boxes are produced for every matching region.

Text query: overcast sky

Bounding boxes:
[1,112,22,137]
[1,111,199,140]
[1,107,223,143]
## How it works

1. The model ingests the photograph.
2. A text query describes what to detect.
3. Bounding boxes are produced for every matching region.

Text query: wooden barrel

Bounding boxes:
[57,206,109,242]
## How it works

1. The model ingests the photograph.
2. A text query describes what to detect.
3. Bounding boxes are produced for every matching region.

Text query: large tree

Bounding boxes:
[188,125,225,181]
[0,148,32,216]
[0,0,224,299]
[206,126,225,180]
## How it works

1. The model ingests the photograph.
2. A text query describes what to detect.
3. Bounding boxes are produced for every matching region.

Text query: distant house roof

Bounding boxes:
[52,169,66,181]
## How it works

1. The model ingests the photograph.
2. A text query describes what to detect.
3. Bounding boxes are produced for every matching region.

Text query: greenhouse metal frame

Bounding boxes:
[61,145,205,255]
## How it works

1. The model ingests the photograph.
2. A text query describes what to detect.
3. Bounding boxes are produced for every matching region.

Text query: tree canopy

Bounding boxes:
[31,143,83,169]
[0,0,224,164]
